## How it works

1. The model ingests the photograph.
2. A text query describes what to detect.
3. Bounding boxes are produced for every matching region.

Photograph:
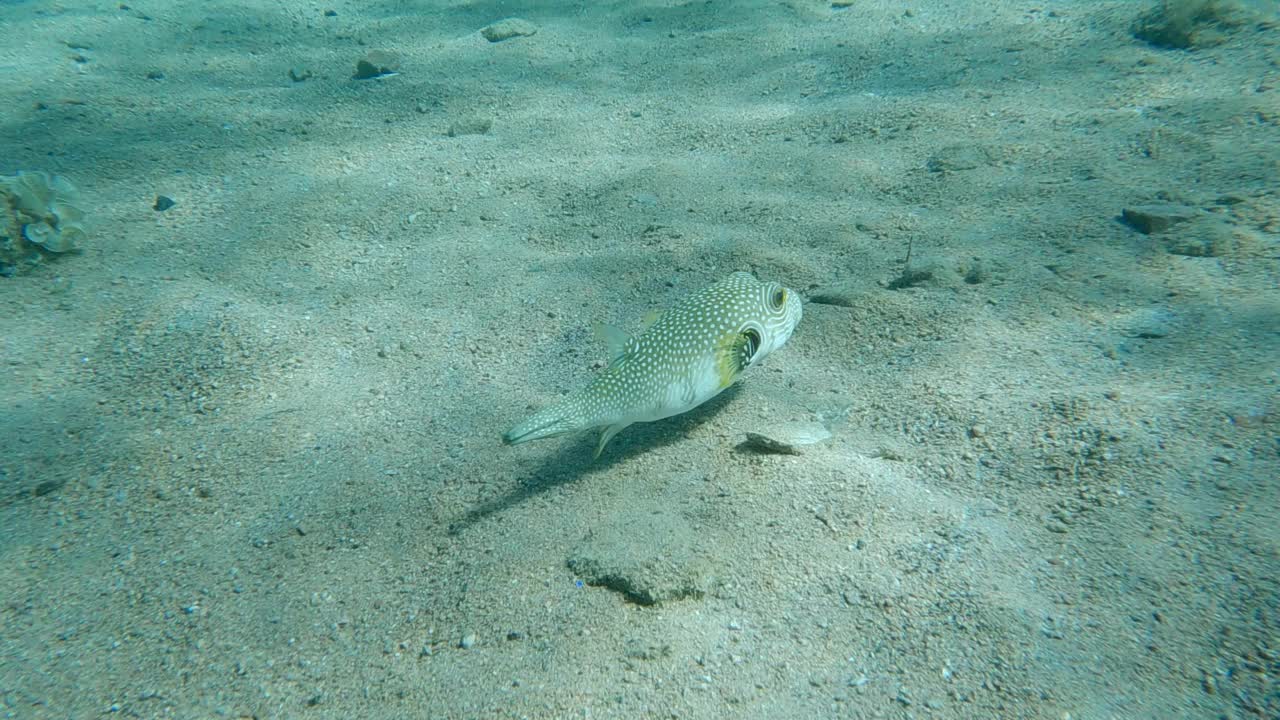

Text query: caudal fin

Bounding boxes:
[502,397,588,446]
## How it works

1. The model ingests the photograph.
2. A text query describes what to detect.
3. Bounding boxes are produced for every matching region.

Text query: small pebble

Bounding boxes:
[459,633,476,649]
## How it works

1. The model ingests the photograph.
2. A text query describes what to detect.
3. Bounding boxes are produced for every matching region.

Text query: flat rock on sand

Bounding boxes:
[567,509,709,605]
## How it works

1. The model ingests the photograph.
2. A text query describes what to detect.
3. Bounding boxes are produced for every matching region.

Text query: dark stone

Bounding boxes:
[153,195,175,212]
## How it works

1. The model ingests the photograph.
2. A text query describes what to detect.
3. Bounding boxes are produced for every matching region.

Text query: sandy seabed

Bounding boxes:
[1,1,1277,718]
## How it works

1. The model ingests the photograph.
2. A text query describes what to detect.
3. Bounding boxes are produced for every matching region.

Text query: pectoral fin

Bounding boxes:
[595,423,631,459]
[714,329,761,389]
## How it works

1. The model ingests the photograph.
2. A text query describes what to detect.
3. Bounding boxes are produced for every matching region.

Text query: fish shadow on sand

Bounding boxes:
[446,387,742,535]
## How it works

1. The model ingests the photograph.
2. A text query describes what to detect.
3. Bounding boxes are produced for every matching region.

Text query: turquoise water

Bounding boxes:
[2,2,1277,718]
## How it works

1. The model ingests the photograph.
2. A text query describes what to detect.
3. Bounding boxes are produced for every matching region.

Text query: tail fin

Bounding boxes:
[504,396,633,459]
[502,396,588,446]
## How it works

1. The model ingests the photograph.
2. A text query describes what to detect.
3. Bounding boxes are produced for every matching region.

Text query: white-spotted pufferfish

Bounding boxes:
[503,271,803,458]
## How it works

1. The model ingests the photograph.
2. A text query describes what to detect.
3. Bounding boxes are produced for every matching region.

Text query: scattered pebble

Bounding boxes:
[459,633,476,649]
[153,195,175,212]
[288,66,313,83]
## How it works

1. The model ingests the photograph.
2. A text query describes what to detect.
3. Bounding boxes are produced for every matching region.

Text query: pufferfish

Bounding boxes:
[503,271,803,458]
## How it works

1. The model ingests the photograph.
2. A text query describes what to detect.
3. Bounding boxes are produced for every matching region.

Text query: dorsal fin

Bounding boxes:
[639,310,662,331]
[594,310,663,362]
[593,322,630,362]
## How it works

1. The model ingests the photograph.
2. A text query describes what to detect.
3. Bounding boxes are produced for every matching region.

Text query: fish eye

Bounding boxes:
[770,288,786,309]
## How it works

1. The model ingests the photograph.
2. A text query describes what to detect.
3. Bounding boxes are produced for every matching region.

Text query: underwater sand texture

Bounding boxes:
[1,1,1277,718]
